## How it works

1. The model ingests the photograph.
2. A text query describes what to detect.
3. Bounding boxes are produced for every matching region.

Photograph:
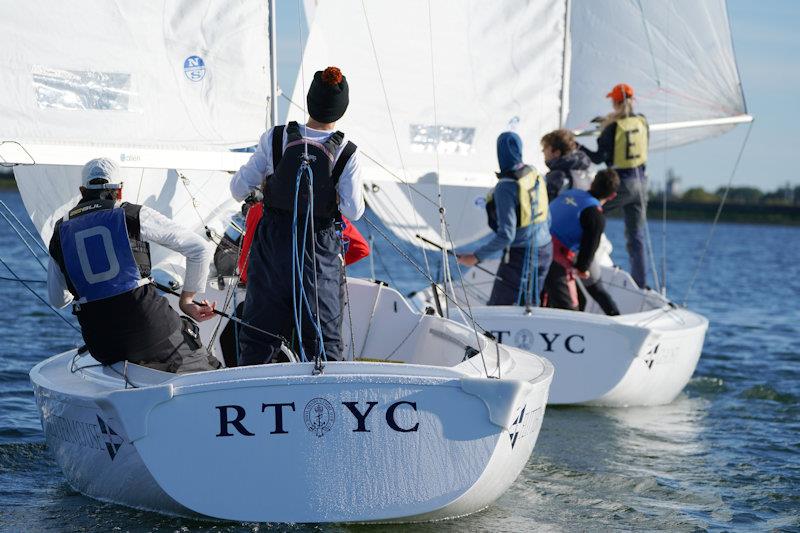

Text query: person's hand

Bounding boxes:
[179,294,217,322]
[575,269,590,279]
[457,253,479,267]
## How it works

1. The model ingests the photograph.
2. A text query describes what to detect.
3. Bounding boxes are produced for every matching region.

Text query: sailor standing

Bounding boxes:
[47,158,220,373]
[578,83,650,288]
[544,169,621,315]
[230,66,365,365]
[457,132,552,306]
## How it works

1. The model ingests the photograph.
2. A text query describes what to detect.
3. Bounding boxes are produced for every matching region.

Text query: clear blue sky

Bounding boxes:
[278,1,798,193]
[645,0,800,192]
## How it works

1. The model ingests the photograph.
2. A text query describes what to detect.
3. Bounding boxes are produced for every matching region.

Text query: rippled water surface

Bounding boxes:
[1,189,798,531]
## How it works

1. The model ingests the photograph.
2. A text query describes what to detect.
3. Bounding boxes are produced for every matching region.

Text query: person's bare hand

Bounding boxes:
[179,297,216,322]
[456,253,479,267]
[575,269,590,279]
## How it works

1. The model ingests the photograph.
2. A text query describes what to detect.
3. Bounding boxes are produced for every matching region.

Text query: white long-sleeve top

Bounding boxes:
[48,204,212,308]
[229,125,366,221]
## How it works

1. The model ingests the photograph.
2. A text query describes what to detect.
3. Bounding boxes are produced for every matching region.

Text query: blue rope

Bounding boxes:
[290,160,328,362]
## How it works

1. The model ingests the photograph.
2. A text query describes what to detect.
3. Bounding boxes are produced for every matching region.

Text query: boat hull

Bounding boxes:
[31,355,552,522]
[467,305,707,406]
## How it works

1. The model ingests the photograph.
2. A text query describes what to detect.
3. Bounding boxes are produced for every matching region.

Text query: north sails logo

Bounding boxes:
[96,415,124,460]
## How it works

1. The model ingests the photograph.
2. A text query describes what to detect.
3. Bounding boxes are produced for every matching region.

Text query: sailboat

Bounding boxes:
[1,0,554,523]
[297,0,751,406]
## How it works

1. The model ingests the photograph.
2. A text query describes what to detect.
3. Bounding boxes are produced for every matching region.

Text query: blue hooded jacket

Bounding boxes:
[473,132,551,260]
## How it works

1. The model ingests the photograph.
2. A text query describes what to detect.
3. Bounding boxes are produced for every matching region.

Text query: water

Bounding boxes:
[1,188,799,531]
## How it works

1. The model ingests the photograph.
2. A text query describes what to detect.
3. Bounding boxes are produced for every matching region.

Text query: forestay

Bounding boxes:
[0,0,272,260]
[566,0,750,150]
[292,0,568,249]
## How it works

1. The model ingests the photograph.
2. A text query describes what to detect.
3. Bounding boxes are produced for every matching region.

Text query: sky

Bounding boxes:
[645,0,800,192]
[276,1,799,193]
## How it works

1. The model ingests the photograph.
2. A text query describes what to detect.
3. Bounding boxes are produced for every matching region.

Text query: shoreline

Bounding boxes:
[1,176,798,226]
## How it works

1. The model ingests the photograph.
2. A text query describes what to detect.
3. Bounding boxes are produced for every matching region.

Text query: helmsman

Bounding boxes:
[47,158,219,373]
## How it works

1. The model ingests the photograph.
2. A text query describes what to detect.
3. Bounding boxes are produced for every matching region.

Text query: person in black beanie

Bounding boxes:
[230,66,365,366]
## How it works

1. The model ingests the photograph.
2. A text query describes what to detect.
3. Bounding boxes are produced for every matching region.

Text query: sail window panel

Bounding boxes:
[32,66,134,112]
[409,125,476,155]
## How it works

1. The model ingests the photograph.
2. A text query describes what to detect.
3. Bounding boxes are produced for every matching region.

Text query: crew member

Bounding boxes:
[47,158,219,373]
[541,128,592,201]
[457,132,552,306]
[578,83,649,288]
[236,201,369,284]
[230,66,365,365]
[544,169,621,315]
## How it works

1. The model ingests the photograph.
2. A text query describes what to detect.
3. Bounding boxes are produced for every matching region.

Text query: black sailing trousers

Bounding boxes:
[238,210,344,365]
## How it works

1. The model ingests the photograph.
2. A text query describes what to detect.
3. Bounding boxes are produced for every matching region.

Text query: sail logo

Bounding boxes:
[184,55,206,82]
[508,405,541,449]
[44,413,124,460]
[304,398,335,437]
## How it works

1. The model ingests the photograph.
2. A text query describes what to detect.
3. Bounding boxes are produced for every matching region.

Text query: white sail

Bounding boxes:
[1,0,273,267]
[566,0,750,149]
[291,0,569,248]
[0,0,269,153]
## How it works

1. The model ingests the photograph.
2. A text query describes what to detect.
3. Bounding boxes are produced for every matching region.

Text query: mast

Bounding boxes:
[268,0,279,128]
[559,0,572,127]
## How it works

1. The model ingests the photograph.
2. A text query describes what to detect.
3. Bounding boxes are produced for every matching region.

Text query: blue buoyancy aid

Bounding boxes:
[59,203,149,303]
[549,189,601,251]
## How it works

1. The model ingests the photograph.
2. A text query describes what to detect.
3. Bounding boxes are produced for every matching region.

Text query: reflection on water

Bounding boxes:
[1,190,799,531]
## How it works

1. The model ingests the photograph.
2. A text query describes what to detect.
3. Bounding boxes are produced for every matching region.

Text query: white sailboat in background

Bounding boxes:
[299,0,751,406]
[0,0,555,522]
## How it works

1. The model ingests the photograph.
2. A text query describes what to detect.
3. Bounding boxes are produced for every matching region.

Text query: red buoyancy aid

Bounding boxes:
[237,203,369,284]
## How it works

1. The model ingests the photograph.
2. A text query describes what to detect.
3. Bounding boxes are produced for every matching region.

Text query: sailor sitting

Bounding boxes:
[47,158,220,373]
[544,169,621,316]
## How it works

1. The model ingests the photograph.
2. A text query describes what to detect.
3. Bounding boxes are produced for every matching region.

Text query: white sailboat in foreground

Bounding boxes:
[2,0,554,522]
[300,0,750,406]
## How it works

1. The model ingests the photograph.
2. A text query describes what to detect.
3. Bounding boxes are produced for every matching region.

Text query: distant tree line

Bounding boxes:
[652,168,799,206]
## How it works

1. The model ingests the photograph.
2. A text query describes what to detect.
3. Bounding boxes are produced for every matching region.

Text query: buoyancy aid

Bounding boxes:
[49,199,179,364]
[265,121,357,219]
[55,200,150,303]
[486,165,548,231]
[612,115,649,169]
[549,189,601,251]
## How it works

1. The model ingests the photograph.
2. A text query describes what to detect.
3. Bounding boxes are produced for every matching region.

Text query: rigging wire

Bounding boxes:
[359,0,433,277]
[425,0,454,317]
[0,200,48,255]
[0,208,47,272]
[363,214,491,339]
[0,254,80,333]
[279,92,441,209]
[682,120,753,306]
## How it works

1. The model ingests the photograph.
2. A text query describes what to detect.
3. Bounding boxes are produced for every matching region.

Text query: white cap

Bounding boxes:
[81,158,122,189]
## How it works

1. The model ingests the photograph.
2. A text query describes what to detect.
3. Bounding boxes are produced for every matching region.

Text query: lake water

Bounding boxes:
[1,188,798,531]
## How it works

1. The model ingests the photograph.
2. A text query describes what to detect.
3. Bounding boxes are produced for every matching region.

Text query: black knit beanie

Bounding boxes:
[306,66,349,123]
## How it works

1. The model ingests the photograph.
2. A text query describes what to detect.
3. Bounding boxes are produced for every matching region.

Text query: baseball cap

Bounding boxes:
[81,158,123,189]
[606,83,634,103]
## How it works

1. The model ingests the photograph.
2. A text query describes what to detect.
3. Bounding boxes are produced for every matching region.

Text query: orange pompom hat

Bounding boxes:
[307,66,349,123]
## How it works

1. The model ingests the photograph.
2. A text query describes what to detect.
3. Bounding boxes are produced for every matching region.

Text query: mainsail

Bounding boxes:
[0,1,273,270]
[319,0,751,251]
[567,0,751,149]
[291,0,569,248]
